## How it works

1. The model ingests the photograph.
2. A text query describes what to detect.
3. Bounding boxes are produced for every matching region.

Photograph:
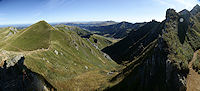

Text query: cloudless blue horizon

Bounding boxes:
[0,0,199,25]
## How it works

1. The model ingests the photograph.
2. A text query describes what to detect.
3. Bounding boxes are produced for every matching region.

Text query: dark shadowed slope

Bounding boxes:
[103,5,200,91]
[102,20,161,64]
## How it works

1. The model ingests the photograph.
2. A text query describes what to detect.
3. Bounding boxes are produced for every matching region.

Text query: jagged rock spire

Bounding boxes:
[166,9,178,21]
[190,4,200,15]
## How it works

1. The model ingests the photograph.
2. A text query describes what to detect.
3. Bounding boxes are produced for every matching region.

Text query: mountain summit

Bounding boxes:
[191,4,200,15]
[3,20,54,51]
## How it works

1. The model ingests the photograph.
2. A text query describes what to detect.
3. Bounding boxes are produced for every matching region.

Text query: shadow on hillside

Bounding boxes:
[178,18,188,44]
[0,56,56,91]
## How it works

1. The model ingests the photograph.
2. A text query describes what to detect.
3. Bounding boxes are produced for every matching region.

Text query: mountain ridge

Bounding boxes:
[84,21,146,38]
[0,20,119,90]
[102,4,200,91]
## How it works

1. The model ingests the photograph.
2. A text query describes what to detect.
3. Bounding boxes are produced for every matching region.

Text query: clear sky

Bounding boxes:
[0,0,199,25]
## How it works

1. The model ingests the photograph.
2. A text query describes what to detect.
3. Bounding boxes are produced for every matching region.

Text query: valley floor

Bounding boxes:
[187,50,200,91]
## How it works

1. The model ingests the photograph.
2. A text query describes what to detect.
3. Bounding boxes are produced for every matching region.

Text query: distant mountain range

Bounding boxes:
[82,21,146,38]
[0,21,145,39]
[62,21,117,27]
[0,21,117,28]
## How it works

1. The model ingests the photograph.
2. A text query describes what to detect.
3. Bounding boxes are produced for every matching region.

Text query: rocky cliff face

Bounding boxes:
[104,5,200,91]
[0,55,55,91]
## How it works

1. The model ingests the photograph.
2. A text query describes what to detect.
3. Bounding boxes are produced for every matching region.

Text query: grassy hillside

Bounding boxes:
[55,24,92,38]
[3,21,53,51]
[88,34,116,49]
[55,24,118,49]
[0,21,119,90]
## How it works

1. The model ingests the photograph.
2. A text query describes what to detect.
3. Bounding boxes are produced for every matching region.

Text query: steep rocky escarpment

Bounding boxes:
[105,37,168,91]
[0,55,56,91]
[102,20,162,64]
[103,5,200,91]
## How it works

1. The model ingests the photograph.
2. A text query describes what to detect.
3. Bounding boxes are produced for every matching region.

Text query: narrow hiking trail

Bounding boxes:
[187,50,200,91]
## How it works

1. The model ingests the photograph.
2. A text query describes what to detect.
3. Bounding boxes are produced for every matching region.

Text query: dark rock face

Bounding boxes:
[105,37,168,91]
[191,4,200,15]
[0,56,56,91]
[166,9,178,21]
[105,31,187,91]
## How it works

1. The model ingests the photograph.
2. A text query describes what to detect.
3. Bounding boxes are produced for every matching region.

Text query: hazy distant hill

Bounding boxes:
[63,21,117,27]
[83,22,146,38]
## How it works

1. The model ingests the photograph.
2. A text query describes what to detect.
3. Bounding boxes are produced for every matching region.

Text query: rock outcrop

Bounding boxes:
[0,55,56,91]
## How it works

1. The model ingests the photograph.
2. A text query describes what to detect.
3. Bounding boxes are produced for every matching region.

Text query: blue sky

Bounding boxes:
[0,0,199,25]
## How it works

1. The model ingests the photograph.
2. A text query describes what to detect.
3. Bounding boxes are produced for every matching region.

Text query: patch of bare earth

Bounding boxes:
[187,50,200,91]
